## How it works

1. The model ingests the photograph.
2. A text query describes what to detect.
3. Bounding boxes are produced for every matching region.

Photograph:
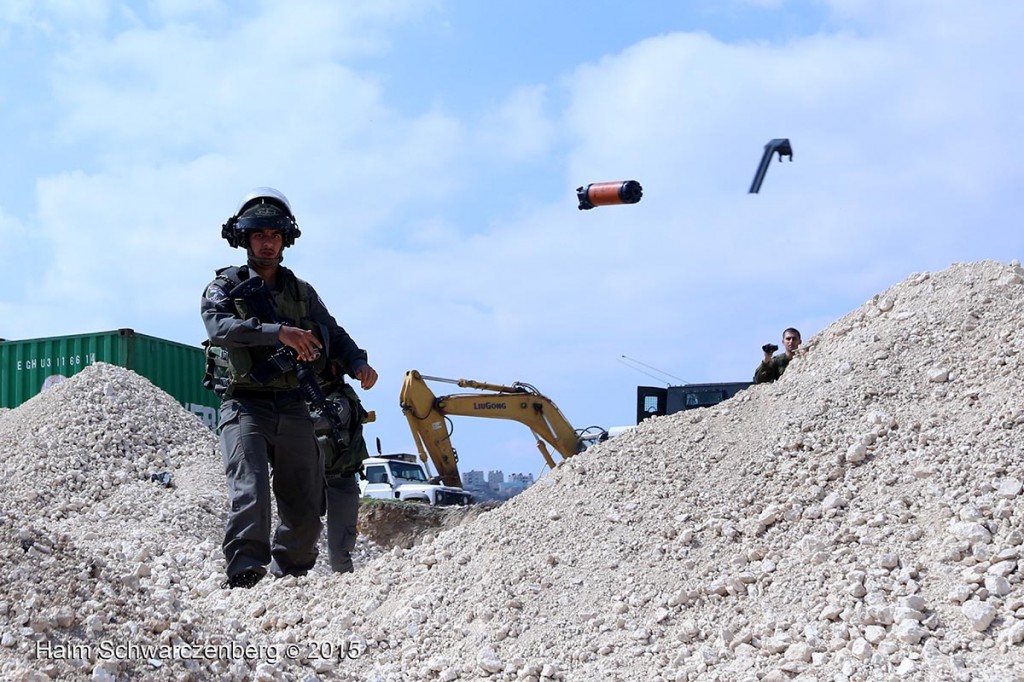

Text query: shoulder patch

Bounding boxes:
[204,282,229,304]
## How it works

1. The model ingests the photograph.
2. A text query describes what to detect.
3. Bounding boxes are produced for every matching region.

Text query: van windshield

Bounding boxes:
[390,462,428,482]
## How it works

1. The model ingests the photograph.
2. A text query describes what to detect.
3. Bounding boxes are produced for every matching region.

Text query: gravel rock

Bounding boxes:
[962,600,998,632]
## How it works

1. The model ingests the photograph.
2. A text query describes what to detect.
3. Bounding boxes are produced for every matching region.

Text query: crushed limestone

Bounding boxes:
[1,258,1023,681]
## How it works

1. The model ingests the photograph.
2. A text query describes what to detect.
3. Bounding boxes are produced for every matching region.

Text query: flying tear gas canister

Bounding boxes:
[748,138,793,193]
[576,180,643,210]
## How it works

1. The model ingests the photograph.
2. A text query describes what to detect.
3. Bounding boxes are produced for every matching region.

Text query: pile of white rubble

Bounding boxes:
[1,259,1023,682]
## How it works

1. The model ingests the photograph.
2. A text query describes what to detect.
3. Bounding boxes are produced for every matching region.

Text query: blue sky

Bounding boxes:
[2,0,1022,480]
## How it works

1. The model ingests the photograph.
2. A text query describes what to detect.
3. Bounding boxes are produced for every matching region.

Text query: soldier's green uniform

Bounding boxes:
[753,353,792,384]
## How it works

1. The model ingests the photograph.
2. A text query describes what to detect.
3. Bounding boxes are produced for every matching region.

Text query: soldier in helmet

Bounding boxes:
[201,187,378,589]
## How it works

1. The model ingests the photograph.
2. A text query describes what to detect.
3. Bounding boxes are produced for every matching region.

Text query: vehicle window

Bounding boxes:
[390,462,428,482]
[365,466,388,484]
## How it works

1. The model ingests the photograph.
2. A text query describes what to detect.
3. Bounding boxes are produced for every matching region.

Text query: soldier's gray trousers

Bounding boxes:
[325,475,360,573]
[219,394,323,579]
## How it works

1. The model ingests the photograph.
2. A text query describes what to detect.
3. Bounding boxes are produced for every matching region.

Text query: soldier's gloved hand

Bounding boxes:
[354,365,378,390]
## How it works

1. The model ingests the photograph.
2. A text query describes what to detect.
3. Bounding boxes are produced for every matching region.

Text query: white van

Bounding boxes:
[359,453,474,506]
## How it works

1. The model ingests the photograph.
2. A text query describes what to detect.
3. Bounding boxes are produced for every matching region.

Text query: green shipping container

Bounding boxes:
[0,328,220,428]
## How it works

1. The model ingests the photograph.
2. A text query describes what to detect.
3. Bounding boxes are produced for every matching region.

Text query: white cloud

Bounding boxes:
[0,0,112,32]
[0,1,34,28]
[474,85,556,162]
[12,3,468,344]
[150,0,226,22]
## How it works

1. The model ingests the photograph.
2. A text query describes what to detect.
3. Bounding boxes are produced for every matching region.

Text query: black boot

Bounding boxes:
[222,569,264,589]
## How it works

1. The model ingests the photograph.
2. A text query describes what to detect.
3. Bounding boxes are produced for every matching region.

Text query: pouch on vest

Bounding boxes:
[202,340,231,397]
[317,384,370,478]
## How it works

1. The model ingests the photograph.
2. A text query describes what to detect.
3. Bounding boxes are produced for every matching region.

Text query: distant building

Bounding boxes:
[487,470,504,492]
[499,480,529,495]
[461,469,535,501]
[508,472,534,487]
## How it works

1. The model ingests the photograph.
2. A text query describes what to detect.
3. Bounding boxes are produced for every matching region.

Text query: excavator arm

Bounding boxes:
[399,370,603,488]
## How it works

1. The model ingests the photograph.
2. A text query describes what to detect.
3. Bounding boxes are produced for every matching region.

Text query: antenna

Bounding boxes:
[618,355,690,386]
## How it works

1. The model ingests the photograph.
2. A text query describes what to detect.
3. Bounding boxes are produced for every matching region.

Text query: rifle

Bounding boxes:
[227,277,355,445]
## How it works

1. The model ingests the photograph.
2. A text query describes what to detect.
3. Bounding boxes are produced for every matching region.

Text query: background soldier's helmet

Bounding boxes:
[221,187,301,248]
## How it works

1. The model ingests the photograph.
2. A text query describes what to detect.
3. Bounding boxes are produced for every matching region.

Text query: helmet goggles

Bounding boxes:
[222,188,301,248]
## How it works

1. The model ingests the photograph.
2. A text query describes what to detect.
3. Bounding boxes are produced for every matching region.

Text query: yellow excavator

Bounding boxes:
[399,369,609,488]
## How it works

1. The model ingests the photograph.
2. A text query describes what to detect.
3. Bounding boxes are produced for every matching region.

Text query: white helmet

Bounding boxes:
[221,187,301,248]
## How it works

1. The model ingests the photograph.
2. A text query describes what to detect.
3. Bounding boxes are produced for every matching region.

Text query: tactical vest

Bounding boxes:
[204,265,327,396]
